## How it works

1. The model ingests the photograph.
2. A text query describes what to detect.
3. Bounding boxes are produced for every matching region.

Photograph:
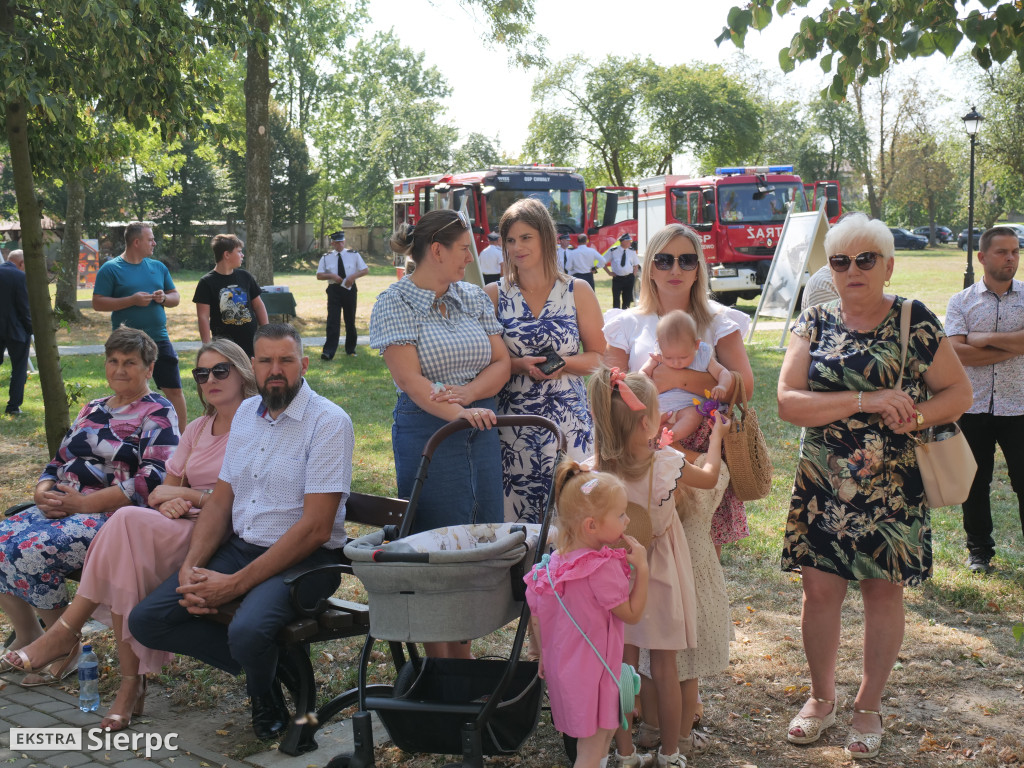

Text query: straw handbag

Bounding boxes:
[722,371,773,501]
[896,300,977,507]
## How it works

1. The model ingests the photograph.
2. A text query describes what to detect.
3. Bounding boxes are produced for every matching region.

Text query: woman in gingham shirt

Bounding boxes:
[370,206,511,552]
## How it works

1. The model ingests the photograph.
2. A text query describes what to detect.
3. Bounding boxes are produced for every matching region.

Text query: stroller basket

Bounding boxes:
[344,523,545,642]
[373,657,542,756]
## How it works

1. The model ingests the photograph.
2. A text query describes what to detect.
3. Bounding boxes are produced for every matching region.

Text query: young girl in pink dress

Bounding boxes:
[585,365,727,768]
[1,339,256,731]
[525,462,649,768]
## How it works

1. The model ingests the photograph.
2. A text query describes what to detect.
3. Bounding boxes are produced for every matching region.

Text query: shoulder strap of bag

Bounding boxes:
[727,370,747,423]
[896,298,913,390]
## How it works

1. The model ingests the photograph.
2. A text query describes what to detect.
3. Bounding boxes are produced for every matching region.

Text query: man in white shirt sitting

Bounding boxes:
[130,323,355,740]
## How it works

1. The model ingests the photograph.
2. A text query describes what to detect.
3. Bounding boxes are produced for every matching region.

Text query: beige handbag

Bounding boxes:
[897,300,977,507]
[722,371,773,501]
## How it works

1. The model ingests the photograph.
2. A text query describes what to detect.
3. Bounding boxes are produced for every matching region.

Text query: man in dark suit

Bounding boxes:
[0,250,32,416]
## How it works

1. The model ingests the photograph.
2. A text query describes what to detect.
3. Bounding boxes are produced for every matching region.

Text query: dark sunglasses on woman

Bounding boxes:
[652,252,699,271]
[192,362,233,384]
[828,251,881,272]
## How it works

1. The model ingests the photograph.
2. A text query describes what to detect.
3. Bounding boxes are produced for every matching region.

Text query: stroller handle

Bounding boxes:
[421,414,566,459]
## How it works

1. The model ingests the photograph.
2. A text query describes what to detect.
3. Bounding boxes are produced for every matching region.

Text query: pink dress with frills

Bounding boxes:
[525,547,631,738]
[79,415,229,674]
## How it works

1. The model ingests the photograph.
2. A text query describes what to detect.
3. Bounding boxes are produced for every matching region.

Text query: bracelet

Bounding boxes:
[200,489,212,507]
[857,391,863,412]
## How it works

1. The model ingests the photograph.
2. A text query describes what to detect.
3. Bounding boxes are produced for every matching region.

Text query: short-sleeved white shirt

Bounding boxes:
[479,244,503,274]
[603,303,749,372]
[945,278,1024,415]
[569,245,601,274]
[317,249,368,280]
[220,381,354,548]
[605,246,639,276]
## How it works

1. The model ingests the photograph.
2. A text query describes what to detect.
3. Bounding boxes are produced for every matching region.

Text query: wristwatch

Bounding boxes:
[915,410,925,428]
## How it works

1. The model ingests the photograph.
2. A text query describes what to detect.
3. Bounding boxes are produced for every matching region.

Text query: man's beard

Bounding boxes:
[259,375,302,412]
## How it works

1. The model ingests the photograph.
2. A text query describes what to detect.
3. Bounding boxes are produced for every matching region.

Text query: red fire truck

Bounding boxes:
[393,165,637,257]
[635,165,841,303]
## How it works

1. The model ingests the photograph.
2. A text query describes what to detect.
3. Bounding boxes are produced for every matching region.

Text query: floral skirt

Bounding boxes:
[681,419,749,546]
[0,507,107,609]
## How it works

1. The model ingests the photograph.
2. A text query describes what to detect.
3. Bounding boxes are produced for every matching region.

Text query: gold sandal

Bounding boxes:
[1,616,82,683]
[844,708,883,759]
[787,696,836,745]
[100,674,148,732]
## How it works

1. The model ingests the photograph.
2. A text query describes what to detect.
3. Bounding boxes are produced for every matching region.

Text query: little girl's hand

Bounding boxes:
[710,411,731,437]
[620,534,648,569]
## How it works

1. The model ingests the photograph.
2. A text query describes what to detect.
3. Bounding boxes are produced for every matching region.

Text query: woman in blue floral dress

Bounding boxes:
[484,199,605,523]
[0,327,178,680]
[778,214,971,760]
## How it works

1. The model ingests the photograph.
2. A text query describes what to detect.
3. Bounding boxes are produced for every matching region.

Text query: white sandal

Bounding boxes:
[786,696,836,745]
[843,708,883,759]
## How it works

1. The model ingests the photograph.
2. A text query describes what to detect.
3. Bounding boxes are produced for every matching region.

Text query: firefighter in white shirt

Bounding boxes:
[569,234,601,288]
[316,231,369,360]
[556,233,572,274]
[479,232,504,284]
[603,233,639,309]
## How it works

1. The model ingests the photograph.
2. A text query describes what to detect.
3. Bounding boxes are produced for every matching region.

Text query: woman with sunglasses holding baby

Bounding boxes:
[3,339,256,732]
[778,213,970,760]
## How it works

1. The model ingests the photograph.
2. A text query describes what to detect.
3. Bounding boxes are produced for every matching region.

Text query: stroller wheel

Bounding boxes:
[562,732,577,763]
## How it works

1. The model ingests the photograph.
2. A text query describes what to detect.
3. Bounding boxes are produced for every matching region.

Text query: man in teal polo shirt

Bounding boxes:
[92,222,186,428]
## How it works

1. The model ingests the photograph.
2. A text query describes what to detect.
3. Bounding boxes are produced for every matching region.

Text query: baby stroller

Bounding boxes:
[330,414,564,768]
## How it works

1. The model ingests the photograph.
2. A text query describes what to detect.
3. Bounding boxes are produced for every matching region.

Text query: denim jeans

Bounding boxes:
[392,392,502,533]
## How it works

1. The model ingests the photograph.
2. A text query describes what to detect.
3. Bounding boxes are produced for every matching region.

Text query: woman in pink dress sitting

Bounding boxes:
[1,338,256,731]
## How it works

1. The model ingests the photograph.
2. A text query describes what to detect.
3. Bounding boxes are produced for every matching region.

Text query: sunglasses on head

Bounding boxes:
[828,251,881,272]
[192,362,233,384]
[652,252,699,271]
[431,211,470,243]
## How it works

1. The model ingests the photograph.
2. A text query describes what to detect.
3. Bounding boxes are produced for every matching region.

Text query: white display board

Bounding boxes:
[747,202,829,348]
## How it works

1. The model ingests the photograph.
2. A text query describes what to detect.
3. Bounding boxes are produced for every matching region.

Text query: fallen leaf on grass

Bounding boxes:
[215,730,229,736]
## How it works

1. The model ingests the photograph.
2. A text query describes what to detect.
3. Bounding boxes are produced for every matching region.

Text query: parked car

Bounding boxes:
[890,227,929,250]
[958,228,982,250]
[912,225,953,243]
[1004,224,1024,247]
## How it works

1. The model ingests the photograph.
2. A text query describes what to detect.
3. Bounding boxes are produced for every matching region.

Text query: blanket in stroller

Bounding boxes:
[345,523,549,642]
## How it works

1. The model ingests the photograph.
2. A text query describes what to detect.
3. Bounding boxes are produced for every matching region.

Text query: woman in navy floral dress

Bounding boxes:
[0,327,178,679]
[484,199,605,523]
[778,214,971,760]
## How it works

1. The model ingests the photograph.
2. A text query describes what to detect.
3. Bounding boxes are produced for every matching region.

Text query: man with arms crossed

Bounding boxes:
[129,323,355,739]
[946,226,1024,574]
[92,222,186,427]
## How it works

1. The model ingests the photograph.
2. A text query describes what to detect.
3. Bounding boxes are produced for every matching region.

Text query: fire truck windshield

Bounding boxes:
[717,182,808,224]
[486,187,585,234]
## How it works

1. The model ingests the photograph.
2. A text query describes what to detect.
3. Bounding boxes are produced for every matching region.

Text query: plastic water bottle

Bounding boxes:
[78,645,99,713]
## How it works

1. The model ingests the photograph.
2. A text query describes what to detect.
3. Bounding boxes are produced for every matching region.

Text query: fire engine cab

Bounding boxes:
[636,165,841,303]
[393,165,637,259]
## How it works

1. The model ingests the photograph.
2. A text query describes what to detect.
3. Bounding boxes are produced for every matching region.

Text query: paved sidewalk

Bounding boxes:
[0,676,387,768]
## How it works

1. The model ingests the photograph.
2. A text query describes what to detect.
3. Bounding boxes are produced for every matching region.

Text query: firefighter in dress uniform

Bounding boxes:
[316,230,369,360]
[603,232,639,310]
[556,232,572,274]
[479,232,504,284]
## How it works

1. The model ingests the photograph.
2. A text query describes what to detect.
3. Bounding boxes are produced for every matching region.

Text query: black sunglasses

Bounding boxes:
[192,362,233,384]
[829,251,881,272]
[652,252,699,271]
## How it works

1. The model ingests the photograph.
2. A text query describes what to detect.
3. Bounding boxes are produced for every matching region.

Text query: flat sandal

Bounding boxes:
[787,696,836,745]
[844,708,883,760]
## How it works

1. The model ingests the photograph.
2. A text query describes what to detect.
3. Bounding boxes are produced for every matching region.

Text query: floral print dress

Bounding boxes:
[782,297,943,586]
[496,277,594,523]
[0,393,177,609]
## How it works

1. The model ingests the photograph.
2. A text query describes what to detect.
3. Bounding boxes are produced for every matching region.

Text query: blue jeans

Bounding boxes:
[393,393,502,533]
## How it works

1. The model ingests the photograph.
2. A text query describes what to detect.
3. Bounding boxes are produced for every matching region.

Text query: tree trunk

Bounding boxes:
[245,0,274,286]
[56,170,84,322]
[3,94,70,454]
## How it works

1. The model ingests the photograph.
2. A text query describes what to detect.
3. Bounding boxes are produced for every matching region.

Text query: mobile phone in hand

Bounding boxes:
[536,348,566,375]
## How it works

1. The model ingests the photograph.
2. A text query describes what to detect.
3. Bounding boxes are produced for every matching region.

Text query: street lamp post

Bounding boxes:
[963,106,983,289]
